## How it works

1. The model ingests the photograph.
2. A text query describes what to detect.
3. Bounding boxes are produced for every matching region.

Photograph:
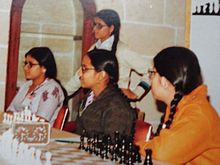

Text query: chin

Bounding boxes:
[25,76,31,80]
[80,83,86,88]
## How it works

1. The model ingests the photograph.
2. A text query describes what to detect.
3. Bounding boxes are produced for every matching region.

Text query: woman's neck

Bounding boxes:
[32,76,46,88]
[92,84,108,97]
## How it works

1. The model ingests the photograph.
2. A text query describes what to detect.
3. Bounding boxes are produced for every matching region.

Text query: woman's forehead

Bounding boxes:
[94,17,106,24]
[82,55,92,65]
[26,55,37,61]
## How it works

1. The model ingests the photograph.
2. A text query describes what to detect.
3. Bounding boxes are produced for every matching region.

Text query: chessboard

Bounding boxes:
[38,142,115,165]
[0,112,145,165]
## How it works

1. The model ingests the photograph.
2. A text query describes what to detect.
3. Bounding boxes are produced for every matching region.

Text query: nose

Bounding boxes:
[79,67,83,77]
[23,64,29,70]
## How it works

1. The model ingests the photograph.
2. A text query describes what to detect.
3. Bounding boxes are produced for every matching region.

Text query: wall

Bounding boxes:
[0,0,186,131]
[17,0,83,87]
[95,0,186,129]
[190,0,220,114]
[0,0,12,111]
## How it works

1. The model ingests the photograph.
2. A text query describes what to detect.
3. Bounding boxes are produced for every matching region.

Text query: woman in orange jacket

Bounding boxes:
[138,46,220,164]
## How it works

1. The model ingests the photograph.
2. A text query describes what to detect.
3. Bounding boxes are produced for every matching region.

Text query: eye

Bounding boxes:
[23,61,39,68]
[92,22,107,29]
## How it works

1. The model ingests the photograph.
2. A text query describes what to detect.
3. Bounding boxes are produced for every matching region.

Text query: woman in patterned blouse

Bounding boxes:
[7,47,66,126]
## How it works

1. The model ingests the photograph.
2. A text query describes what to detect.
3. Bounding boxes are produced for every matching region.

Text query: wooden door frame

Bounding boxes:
[4,0,96,111]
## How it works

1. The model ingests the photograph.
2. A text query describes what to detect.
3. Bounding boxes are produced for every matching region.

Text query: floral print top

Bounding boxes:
[7,78,64,126]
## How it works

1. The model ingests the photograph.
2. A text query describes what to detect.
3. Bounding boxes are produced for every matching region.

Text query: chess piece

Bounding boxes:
[126,141,134,165]
[35,149,42,160]
[32,114,39,122]
[144,148,153,165]
[45,151,52,165]
[106,135,111,158]
[3,113,7,123]
[85,137,91,152]
[134,145,142,163]
[119,137,126,164]
[78,129,86,150]
[24,106,31,121]
[33,149,43,165]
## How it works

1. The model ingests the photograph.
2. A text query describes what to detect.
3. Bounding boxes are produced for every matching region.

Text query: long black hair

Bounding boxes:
[95,9,121,55]
[154,46,203,136]
[87,49,119,85]
[25,47,57,79]
[25,47,68,105]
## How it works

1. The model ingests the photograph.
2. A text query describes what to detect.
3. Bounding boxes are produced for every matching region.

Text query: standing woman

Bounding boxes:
[75,49,136,139]
[7,47,65,126]
[65,9,151,100]
[137,46,220,164]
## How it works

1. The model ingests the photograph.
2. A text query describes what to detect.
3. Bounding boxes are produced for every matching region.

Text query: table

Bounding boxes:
[0,112,168,165]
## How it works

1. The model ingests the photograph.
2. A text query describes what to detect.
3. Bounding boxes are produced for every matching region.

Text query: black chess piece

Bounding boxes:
[100,134,111,160]
[144,148,153,165]
[95,133,100,156]
[134,145,142,163]
[111,145,118,162]
[85,137,91,152]
[126,141,134,165]
[106,135,111,158]
[78,129,86,150]
[119,137,126,164]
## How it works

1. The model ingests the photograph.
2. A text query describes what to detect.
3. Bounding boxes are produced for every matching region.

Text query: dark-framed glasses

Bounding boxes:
[92,22,108,30]
[81,65,95,73]
[23,61,40,68]
[148,69,157,79]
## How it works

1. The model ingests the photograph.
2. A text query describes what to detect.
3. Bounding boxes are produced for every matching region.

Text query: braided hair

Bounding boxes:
[95,9,121,55]
[87,49,119,85]
[154,46,203,136]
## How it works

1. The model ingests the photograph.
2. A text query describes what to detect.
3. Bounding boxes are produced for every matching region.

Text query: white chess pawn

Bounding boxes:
[24,106,32,122]
[20,111,25,122]
[5,113,10,124]
[13,112,18,122]
[3,113,7,123]
[33,149,43,165]
[29,147,36,159]
[32,114,39,122]
[44,151,52,165]
[45,151,52,161]
[8,115,13,125]
[35,149,42,160]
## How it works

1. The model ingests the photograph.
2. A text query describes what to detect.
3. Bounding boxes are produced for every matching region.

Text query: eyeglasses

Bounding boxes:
[81,65,95,73]
[92,22,108,30]
[148,69,157,79]
[23,61,40,68]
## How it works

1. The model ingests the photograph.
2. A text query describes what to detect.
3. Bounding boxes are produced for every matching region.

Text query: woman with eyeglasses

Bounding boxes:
[74,49,136,139]
[137,46,220,164]
[7,47,66,126]
[65,9,151,100]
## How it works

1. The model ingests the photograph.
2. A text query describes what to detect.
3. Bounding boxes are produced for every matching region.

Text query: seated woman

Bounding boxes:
[75,49,136,139]
[7,47,65,126]
[137,46,220,164]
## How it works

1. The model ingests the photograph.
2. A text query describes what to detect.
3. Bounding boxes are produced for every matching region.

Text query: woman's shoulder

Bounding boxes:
[104,86,130,105]
[43,79,63,90]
